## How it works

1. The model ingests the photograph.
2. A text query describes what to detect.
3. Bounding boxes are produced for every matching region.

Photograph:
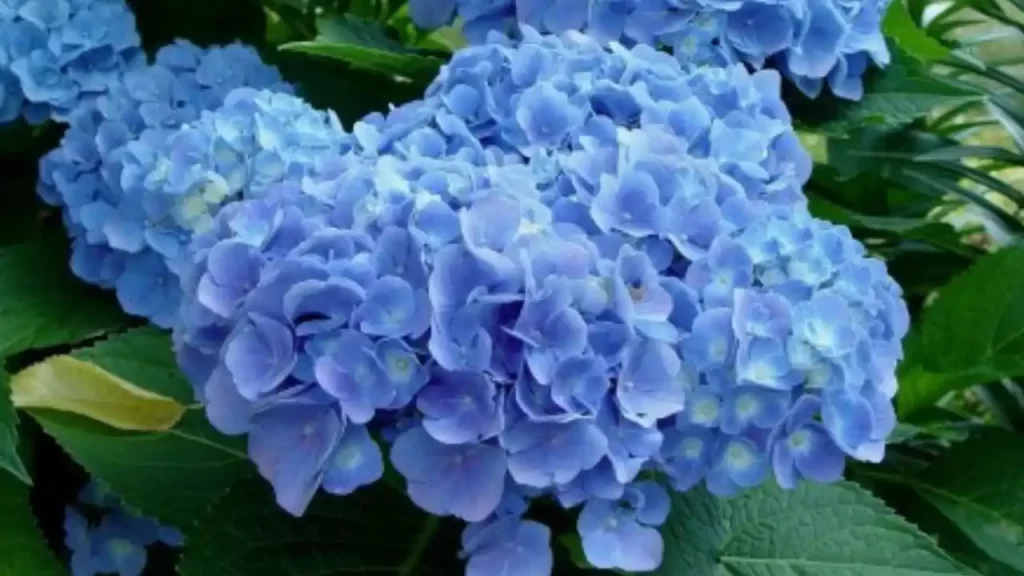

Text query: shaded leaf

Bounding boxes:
[0,473,64,576]
[898,245,1024,415]
[178,477,464,576]
[910,430,1024,572]
[0,237,128,358]
[11,356,186,432]
[26,329,250,527]
[281,15,443,81]
[658,481,962,575]
[0,370,30,484]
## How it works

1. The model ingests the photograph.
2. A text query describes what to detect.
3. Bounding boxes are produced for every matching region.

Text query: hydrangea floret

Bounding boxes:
[0,0,143,124]
[408,0,892,99]
[172,30,908,575]
[64,481,183,576]
[37,41,352,327]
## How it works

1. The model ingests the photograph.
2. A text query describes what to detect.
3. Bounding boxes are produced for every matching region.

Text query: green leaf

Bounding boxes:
[788,48,980,134]
[0,237,128,359]
[883,1,951,62]
[0,473,64,576]
[10,356,186,431]
[658,481,962,575]
[26,329,251,527]
[898,245,1024,415]
[179,477,464,576]
[903,430,1024,571]
[280,15,443,81]
[0,370,29,484]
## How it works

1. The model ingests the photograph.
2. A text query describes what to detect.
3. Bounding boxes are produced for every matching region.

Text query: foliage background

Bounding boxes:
[2,0,1024,574]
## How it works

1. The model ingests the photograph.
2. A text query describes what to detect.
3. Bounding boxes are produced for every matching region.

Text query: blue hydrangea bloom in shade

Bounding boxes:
[0,0,143,124]
[64,481,182,576]
[407,1,890,100]
[38,40,311,327]
[656,206,908,496]
[171,30,908,576]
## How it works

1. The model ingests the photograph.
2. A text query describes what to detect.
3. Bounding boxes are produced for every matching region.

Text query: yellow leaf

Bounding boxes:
[9,356,185,431]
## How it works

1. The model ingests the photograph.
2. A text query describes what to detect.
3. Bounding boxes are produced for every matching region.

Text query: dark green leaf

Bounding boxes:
[788,48,980,134]
[916,145,1024,167]
[272,51,423,125]
[280,15,443,82]
[853,472,1018,576]
[0,237,128,359]
[884,1,951,62]
[899,245,1024,415]
[0,176,48,248]
[868,430,1024,572]
[0,473,64,576]
[658,481,962,575]
[178,477,464,576]
[27,329,251,527]
[0,370,30,484]
[127,0,266,52]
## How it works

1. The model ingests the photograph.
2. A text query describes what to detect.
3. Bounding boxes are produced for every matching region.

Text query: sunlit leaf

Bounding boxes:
[11,355,186,432]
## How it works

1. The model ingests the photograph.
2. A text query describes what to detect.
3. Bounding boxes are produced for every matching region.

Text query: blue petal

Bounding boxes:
[417,369,502,444]
[391,426,507,522]
[247,399,341,516]
[322,424,384,495]
[504,420,607,488]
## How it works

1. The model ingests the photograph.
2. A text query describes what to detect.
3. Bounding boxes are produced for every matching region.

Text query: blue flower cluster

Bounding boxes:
[170,30,906,574]
[408,0,891,99]
[64,481,183,576]
[38,40,298,327]
[0,0,143,124]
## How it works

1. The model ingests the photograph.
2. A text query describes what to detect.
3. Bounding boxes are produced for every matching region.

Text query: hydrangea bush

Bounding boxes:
[1,1,1018,576]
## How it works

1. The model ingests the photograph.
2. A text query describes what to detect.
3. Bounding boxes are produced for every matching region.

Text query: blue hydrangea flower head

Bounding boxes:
[65,480,183,576]
[407,1,890,99]
[172,30,907,576]
[658,205,908,495]
[38,40,326,327]
[0,0,144,124]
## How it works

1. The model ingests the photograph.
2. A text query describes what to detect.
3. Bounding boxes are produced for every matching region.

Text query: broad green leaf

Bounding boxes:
[883,1,951,62]
[178,478,464,576]
[281,15,443,81]
[0,237,127,358]
[10,356,186,431]
[789,48,980,134]
[31,409,250,530]
[898,245,1024,415]
[0,370,29,484]
[903,430,1024,572]
[658,481,962,575]
[0,473,64,576]
[26,329,250,527]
